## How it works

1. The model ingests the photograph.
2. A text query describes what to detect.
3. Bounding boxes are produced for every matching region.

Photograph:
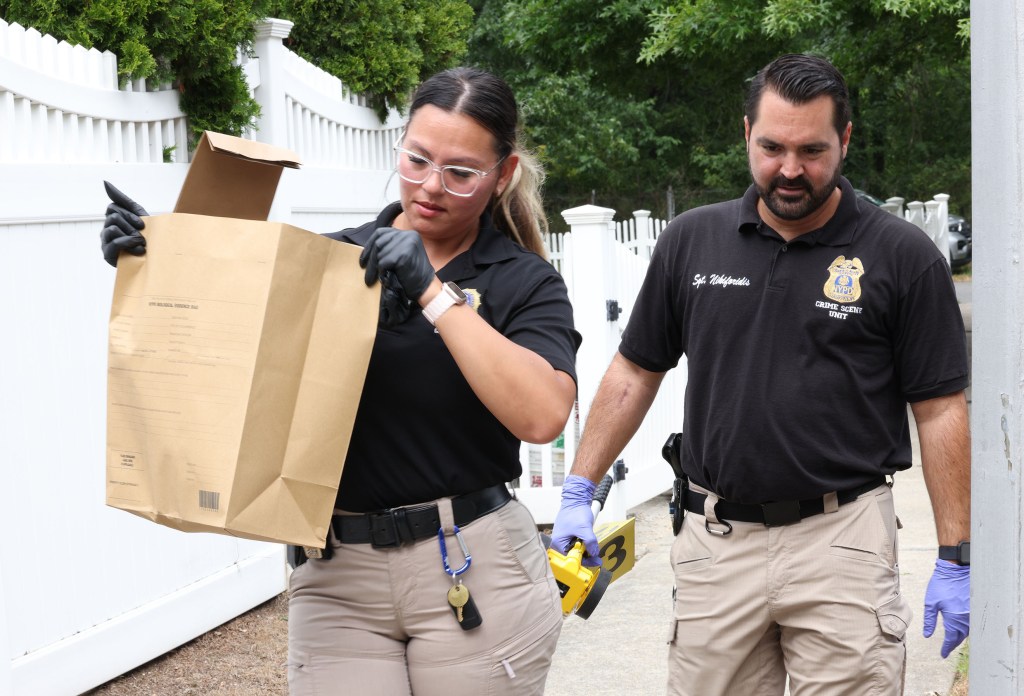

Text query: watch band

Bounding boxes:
[938,541,970,566]
[422,281,467,326]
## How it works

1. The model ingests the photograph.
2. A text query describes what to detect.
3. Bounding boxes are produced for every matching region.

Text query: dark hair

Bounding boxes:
[745,54,851,138]
[407,67,548,255]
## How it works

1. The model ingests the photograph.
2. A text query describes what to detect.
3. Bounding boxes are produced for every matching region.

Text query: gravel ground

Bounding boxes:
[84,593,291,695]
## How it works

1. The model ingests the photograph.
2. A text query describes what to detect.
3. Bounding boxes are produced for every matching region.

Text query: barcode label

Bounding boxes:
[199,490,220,511]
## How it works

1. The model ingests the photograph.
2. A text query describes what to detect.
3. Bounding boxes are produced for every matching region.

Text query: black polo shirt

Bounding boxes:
[325,203,581,511]
[620,177,968,503]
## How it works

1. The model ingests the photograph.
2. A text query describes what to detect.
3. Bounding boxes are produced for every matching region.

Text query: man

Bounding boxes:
[551,54,970,695]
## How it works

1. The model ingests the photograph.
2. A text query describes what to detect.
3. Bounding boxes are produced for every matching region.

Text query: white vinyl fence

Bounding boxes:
[0,16,406,696]
[0,15,680,695]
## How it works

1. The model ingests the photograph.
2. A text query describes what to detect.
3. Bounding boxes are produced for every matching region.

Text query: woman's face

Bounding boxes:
[397,105,516,243]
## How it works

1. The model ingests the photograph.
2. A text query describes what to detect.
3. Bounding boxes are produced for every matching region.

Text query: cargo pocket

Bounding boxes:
[875,593,912,642]
[487,616,561,695]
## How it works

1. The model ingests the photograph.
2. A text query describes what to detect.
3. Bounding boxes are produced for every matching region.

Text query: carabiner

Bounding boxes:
[705,518,733,536]
[437,525,472,576]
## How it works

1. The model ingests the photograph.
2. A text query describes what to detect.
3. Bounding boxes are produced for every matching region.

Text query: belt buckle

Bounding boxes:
[368,510,404,548]
[761,500,802,526]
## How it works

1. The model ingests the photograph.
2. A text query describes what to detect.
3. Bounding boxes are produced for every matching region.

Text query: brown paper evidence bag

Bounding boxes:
[105,132,379,548]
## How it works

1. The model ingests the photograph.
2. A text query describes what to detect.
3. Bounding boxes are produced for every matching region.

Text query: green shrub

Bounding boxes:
[1,0,269,144]
[1,0,473,144]
[268,0,473,120]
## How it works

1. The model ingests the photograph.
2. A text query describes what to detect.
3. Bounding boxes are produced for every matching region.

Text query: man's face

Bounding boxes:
[745,90,851,222]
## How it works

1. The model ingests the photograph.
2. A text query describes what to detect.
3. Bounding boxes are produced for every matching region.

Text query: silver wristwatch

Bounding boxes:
[422,281,468,326]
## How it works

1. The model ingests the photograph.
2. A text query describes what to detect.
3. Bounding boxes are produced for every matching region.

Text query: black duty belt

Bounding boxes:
[683,477,888,527]
[333,484,512,548]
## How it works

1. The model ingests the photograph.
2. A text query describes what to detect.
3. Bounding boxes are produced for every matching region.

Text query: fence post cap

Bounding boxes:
[255,18,294,40]
[561,204,615,226]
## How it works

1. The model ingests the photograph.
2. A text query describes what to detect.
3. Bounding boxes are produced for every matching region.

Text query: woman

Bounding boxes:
[101,67,580,695]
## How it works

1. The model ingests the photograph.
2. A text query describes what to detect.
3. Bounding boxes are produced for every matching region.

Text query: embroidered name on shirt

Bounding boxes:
[692,274,752,289]
[815,300,863,320]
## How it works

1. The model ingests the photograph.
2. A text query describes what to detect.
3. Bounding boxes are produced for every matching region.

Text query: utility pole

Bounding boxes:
[970,1,1024,692]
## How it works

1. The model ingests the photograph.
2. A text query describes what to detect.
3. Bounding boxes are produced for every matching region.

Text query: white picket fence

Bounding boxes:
[0,16,679,695]
[881,193,953,264]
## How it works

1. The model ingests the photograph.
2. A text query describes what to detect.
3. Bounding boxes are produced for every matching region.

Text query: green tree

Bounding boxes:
[640,0,972,213]
[468,0,971,224]
[269,0,474,120]
[469,0,783,222]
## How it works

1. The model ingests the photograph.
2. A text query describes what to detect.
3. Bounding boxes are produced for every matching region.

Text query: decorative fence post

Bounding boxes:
[560,205,619,432]
[633,209,656,260]
[561,204,631,520]
[251,18,294,224]
[931,193,952,265]
[252,19,293,148]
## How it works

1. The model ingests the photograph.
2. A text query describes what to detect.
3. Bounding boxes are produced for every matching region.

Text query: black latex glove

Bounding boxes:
[358,227,436,302]
[378,270,417,327]
[101,181,149,267]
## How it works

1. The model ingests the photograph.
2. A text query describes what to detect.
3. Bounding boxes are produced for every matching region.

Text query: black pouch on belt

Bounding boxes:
[662,432,687,535]
[287,542,333,569]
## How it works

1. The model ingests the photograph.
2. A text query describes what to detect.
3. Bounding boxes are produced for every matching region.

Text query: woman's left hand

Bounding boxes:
[359,227,436,302]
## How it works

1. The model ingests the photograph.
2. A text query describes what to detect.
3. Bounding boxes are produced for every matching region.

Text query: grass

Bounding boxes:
[948,640,969,696]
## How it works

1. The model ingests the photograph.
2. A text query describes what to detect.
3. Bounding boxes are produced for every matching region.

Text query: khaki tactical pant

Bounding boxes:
[288,497,562,695]
[667,483,910,696]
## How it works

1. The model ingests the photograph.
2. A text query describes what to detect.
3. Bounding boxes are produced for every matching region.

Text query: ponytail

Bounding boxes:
[492,148,548,257]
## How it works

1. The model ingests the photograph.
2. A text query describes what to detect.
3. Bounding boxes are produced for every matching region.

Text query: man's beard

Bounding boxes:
[754,164,842,221]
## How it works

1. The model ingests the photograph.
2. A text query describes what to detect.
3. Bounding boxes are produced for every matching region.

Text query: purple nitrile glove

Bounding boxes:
[551,475,601,567]
[923,559,970,658]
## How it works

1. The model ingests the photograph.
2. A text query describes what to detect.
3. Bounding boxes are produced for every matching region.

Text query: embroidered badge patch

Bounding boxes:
[463,288,483,313]
[823,256,865,303]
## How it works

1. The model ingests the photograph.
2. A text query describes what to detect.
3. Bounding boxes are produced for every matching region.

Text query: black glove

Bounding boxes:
[378,271,417,327]
[358,227,436,302]
[101,181,149,267]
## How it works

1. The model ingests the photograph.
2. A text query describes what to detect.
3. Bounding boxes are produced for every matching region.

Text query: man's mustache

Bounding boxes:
[769,176,811,191]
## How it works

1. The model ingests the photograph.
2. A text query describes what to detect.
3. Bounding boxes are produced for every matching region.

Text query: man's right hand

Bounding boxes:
[550,474,601,567]
[101,181,149,267]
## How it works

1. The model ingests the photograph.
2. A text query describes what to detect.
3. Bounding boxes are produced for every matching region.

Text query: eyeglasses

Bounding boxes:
[393,145,505,198]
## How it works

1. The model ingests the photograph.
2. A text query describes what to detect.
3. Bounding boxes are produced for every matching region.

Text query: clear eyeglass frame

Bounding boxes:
[393,145,505,198]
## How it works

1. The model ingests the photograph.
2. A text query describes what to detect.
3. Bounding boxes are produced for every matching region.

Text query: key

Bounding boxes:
[448,583,469,622]
[446,581,483,630]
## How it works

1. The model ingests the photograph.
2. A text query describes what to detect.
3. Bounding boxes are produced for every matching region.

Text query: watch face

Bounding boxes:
[939,542,970,565]
[445,282,468,303]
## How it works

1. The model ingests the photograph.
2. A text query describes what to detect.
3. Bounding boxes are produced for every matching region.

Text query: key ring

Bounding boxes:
[437,525,472,576]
